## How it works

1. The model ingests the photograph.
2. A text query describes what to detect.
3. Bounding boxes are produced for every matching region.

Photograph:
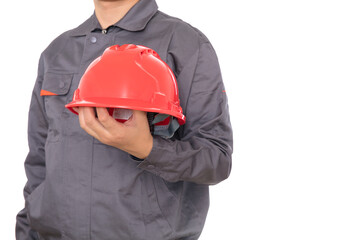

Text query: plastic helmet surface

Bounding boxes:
[65,44,185,125]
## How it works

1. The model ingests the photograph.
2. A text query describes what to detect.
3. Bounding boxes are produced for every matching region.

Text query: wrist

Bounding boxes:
[129,135,153,159]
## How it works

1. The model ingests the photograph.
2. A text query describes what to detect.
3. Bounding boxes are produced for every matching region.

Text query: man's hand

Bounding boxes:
[77,107,153,159]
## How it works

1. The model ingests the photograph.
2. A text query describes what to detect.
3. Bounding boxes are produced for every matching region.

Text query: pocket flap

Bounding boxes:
[40,72,73,96]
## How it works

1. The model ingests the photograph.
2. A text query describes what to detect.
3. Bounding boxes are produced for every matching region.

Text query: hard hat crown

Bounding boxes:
[65,44,185,125]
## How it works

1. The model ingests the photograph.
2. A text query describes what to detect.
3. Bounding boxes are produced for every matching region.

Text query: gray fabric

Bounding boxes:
[152,114,180,139]
[16,0,233,239]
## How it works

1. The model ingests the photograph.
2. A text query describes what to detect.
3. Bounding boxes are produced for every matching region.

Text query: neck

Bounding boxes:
[93,0,140,29]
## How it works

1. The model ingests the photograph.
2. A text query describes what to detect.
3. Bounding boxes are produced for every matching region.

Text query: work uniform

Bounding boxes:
[16,0,233,239]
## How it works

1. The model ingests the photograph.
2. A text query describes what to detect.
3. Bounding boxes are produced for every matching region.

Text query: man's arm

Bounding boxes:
[16,54,47,240]
[139,41,233,184]
[78,40,232,185]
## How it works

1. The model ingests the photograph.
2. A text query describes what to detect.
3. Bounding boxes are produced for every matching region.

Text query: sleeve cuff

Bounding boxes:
[133,136,165,176]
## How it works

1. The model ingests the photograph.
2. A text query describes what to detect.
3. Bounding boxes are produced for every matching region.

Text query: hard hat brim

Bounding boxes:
[65,98,186,125]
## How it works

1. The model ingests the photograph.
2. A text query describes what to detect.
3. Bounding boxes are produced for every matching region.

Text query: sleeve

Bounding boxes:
[138,41,233,185]
[16,54,47,239]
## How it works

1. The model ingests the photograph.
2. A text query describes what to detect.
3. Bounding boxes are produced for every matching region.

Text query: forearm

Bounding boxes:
[139,133,232,184]
[16,54,47,240]
[16,207,40,240]
[137,40,233,184]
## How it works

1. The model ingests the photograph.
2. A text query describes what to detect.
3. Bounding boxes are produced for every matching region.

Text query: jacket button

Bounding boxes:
[90,36,97,43]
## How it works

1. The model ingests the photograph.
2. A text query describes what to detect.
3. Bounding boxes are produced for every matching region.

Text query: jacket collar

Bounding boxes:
[69,0,158,36]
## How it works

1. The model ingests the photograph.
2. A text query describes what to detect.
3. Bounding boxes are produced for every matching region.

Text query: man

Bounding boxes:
[16,0,233,239]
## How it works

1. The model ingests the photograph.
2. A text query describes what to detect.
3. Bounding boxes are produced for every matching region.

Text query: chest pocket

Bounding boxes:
[41,72,73,142]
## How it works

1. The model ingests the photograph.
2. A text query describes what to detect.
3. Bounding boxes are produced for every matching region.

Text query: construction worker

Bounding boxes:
[16,0,233,239]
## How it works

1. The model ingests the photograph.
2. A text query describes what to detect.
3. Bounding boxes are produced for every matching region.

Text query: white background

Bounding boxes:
[1,0,360,239]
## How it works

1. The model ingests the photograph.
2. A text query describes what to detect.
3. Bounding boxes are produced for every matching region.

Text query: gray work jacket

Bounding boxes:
[16,0,233,239]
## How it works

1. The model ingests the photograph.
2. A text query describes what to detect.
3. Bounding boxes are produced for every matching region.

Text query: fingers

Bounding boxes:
[77,107,152,156]
[96,107,125,131]
[78,107,150,146]
[130,110,151,131]
[132,110,148,123]
[78,107,108,140]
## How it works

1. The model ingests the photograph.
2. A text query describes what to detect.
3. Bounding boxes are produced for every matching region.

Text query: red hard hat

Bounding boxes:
[65,44,185,125]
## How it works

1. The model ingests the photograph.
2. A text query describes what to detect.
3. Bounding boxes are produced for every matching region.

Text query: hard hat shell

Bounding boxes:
[65,44,185,125]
